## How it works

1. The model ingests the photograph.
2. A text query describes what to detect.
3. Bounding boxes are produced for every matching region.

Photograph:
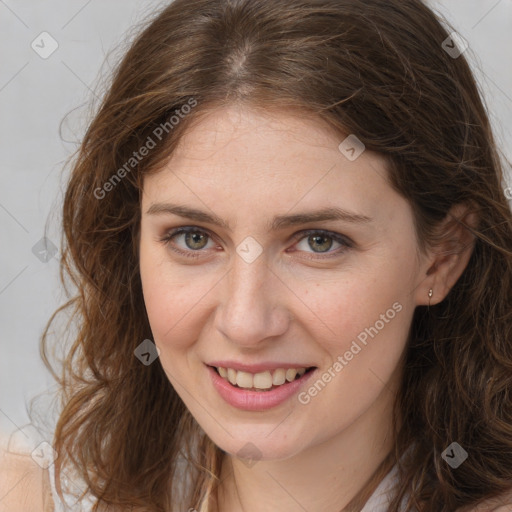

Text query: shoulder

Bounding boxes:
[0,433,54,512]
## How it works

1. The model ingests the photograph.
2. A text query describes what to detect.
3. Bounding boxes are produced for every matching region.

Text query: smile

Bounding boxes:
[214,366,312,391]
[206,364,317,411]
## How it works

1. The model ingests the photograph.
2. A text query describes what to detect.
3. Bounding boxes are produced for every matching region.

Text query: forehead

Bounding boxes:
[141,105,404,230]
[160,105,361,171]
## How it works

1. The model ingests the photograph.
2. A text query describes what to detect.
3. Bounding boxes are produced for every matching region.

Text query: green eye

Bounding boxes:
[291,229,352,258]
[160,227,215,259]
[304,233,335,253]
[160,227,353,260]
[181,231,210,250]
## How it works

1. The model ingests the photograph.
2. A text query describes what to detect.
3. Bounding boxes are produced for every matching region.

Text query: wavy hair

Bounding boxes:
[42,0,512,510]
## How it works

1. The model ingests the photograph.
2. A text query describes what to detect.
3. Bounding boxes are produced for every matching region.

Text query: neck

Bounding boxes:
[215,383,398,512]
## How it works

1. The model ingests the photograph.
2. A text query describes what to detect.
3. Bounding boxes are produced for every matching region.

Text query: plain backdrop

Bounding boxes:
[1,0,511,448]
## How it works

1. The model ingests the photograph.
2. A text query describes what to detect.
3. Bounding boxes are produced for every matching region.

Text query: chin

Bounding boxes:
[209,427,309,463]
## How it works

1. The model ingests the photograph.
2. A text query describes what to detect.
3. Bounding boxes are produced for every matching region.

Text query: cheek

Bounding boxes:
[296,272,413,430]
[139,241,217,350]
[301,250,416,371]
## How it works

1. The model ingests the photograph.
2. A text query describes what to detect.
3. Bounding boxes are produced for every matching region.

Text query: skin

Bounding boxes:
[138,105,480,511]
[0,107,508,512]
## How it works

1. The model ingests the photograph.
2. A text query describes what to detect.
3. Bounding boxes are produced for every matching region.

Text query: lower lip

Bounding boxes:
[206,365,316,411]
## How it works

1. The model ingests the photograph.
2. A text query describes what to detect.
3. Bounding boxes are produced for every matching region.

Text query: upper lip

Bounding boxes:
[207,361,316,373]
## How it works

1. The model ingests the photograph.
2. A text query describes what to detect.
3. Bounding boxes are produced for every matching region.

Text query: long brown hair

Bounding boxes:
[42,0,512,510]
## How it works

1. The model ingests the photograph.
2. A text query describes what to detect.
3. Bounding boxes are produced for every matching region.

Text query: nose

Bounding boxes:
[214,253,291,348]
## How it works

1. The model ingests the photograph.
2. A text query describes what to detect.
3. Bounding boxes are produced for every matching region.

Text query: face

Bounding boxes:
[139,105,427,461]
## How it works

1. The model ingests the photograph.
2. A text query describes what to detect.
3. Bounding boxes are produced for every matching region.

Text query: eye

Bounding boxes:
[290,229,353,259]
[159,227,353,260]
[159,227,216,259]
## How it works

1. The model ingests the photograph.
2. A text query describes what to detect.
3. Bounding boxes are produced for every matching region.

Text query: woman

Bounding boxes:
[2,0,512,510]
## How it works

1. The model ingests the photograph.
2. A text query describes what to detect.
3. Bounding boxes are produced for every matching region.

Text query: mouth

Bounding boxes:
[208,365,317,392]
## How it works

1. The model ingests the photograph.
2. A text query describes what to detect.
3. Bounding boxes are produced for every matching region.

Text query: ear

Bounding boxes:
[414,203,478,306]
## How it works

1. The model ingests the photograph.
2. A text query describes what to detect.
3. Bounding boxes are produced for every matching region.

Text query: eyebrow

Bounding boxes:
[145,202,373,231]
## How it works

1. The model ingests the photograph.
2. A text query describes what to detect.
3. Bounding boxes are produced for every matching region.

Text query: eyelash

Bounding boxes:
[158,226,353,260]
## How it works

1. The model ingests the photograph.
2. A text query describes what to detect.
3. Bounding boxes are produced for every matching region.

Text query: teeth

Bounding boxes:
[236,371,253,389]
[227,368,237,385]
[253,371,273,389]
[272,368,286,386]
[216,366,309,390]
[285,369,297,382]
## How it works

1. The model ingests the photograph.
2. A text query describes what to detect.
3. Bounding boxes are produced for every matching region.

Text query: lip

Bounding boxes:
[207,361,314,373]
[206,364,317,411]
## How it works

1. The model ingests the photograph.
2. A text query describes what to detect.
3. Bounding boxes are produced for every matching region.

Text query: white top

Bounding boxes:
[361,463,402,511]
[49,464,403,511]
[2,425,404,511]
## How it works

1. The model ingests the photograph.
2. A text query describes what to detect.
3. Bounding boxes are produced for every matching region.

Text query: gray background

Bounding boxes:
[1,0,511,446]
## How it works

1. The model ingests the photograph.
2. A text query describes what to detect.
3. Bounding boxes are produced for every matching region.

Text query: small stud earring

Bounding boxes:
[428,288,433,307]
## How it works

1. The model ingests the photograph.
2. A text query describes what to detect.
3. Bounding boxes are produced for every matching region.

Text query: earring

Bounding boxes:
[428,288,433,306]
